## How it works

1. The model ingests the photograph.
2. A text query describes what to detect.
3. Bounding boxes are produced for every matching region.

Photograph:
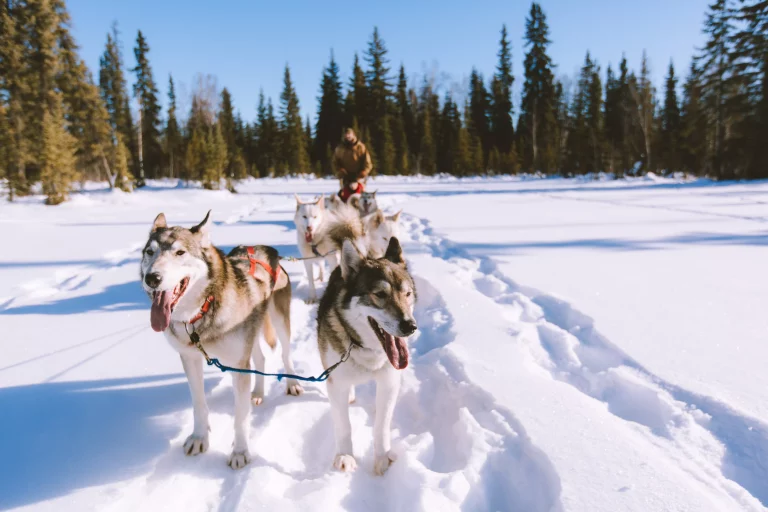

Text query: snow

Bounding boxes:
[1,175,767,511]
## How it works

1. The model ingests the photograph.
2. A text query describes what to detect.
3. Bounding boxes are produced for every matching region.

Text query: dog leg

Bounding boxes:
[180,353,210,456]
[304,260,317,303]
[228,371,252,469]
[373,370,401,476]
[348,386,356,404]
[328,378,356,472]
[251,340,266,406]
[325,252,339,274]
[271,302,304,396]
[317,261,324,282]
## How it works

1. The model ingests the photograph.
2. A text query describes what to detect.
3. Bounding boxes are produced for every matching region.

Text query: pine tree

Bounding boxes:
[256,92,280,176]
[165,75,181,178]
[680,63,709,175]
[696,0,734,178]
[305,115,313,169]
[566,52,603,174]
[520,3,557,173]
[394,64,412,174]
[604,64,621,175]
[314,51,344,175]
[279,65,310,174]
[345,53,367,132]
[132,30,162,180]
[660,61,682,173]
[99,23,136,176]
[419,107,437,175]
[630,51,655,172]
[218,88,239,181]
[365,27,394,174]
[113,133,134,192]
[468,68,491,168]
[1,0,31,198]
[40,94,78,205]
[490,25,515,154]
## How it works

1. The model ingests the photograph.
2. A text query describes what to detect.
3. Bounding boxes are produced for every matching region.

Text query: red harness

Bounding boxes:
[188,247,280,326]
[338,182,364,203]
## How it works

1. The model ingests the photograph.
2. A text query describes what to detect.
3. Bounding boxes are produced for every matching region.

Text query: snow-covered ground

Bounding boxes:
[1,175,767,511]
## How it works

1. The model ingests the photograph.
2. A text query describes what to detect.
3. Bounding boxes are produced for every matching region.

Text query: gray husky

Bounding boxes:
[317,237,418,475]
[140,211,303,469]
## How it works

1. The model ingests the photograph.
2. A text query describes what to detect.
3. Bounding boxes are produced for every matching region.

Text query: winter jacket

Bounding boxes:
[333,138,372,186]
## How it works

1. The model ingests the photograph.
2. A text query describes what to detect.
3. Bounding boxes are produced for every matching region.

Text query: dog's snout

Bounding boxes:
[144,272,162,289]
[399,319,418,336]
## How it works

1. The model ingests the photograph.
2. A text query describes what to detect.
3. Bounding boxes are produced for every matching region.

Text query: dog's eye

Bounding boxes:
[176,250,186,256]
[145,249,154,256]
[406,291,412,297]
[303,215,308,219]
[375,291,387,299]
[382,237,388,242]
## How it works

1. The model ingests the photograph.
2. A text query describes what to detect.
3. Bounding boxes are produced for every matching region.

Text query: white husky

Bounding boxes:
[294,194,364,302]
[363,209,403,259]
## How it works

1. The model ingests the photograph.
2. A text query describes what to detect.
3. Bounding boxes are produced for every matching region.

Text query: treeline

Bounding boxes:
[1,0,766,204]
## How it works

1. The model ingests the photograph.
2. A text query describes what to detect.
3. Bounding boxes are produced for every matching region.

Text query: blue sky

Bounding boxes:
[66,0,710,126]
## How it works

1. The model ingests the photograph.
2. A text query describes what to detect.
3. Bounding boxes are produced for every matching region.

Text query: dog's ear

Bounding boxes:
[340,239,362,281]
[388,209,402,222]
[372,190,377,198]
[349,195,360,209]
[190,210,212,247]
[294,194,304,207]
[369,210,384,229]
[317,194,325,209]
[151,213,167,233]
[384,237,405,266]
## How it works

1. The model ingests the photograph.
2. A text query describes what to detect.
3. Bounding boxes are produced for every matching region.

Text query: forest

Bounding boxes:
[0,0,766,203]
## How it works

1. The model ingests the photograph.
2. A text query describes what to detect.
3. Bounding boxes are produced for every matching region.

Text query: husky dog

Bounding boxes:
[349,190,379,216]
[140,211,303,470]
[363,209,403,259]
[317,237,417,475]
[294,194,365,302]
[323,194,343,212]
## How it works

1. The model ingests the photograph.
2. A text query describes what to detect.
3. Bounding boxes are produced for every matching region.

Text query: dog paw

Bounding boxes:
[333,454,357,473]
[183,434,209,456]
[286,380,304,396]
[251,395,264,406]
[373,451,397,476]
[348,388,356,404]
[227,450,251,470]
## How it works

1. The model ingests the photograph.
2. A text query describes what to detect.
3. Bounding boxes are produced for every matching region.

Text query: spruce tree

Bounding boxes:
[394,65,412,174]
[279,66,310,174]
[165,75,181,178]
[490,25,515,154]
[99,24,135,176]
[345,53,367,132]
[567,52,603,174]
[468,68,491,167]
[660,62,682,173]
[218,88,239,181]
[630,51,655,172]
[314,51,344,175]
[40,94,78,205]
[113,133,134,192]
[696,0,734,178]
[419,107,437,175]
[132,30,162,180]
[680,63,709,175]
[1,0,31,198]
[365,27,394,174]
[520,3,557,173]
[604,64,621,175]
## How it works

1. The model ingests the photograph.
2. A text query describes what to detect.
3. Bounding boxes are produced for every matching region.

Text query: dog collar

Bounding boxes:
[188,295,215,325]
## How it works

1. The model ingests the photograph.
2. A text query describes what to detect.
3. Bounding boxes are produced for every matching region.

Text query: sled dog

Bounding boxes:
[349,190,379,216]
[294,194,365,302]
[140,211,303,470]
[363,209,403,259]
[317,237,417,475]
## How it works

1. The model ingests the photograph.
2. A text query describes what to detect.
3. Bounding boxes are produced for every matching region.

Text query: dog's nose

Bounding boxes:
[144,272,162,289]
[399,319,418,336]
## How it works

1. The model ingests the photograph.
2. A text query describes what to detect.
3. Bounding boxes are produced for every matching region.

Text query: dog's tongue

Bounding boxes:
[305,231,313,243]
[383,332,409,370]
[150,291,173,332]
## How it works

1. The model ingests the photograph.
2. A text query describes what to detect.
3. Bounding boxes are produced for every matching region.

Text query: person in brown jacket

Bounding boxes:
[333,128,372,202]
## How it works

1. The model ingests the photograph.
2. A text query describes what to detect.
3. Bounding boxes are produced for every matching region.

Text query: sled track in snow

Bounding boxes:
[404,212,768,510]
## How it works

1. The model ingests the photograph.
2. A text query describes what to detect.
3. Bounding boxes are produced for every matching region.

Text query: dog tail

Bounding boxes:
[262,313,277,350]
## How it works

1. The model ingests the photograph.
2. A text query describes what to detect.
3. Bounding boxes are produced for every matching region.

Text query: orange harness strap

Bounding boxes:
[189,295,215,325]
[246,246,281,285]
